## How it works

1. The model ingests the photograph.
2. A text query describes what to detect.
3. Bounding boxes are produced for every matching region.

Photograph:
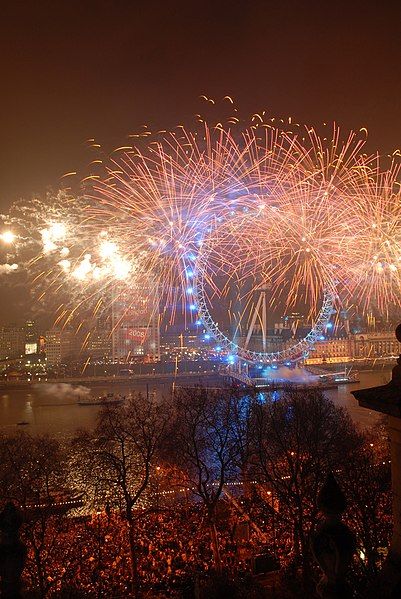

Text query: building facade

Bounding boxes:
[24,320,38,354]
[45,329,76,365]
[305,332,401,364]
[352,332,401,359]
[86,328,112,360]
[0,325,25,360]
[111,283,160,362]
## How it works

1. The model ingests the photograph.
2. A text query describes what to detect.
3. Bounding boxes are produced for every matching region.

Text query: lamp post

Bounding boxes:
[352,324,401,596]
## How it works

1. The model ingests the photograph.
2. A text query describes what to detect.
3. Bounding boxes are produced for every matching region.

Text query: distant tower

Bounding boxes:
[24,320,38,354]
[111,281,160,362]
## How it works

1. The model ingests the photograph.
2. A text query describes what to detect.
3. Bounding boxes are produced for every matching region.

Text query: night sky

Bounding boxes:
[1,0,401,211]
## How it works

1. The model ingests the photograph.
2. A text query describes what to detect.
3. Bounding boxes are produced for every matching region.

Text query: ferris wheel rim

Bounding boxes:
[193,269,335,365]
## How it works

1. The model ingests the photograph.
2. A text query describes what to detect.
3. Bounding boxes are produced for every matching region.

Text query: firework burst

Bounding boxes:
[2,113,400,354]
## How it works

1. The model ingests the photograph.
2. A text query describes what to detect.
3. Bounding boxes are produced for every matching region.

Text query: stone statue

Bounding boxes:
[311,472,356,599]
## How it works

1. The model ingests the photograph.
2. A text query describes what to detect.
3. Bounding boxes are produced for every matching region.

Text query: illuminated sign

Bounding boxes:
[25,342,37,355]
[124,328,148,343]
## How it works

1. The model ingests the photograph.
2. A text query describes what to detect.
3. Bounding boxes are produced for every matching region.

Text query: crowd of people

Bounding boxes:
[20,492,282,597]
[18,466,392,597]
[0,389,391,597]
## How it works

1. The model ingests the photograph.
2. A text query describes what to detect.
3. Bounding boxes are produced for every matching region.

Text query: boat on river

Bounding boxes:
[77,392,125,406]
[317,367,360,385]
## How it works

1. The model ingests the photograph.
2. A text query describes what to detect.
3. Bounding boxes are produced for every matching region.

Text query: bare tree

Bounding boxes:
[251,387,362,580]
[0,433,77,597]
[73,392,168,597]
[341,424,392,579]
[167,386,245,572]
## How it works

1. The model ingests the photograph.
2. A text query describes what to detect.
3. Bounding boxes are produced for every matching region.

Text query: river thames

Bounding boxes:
[0,370,391,436]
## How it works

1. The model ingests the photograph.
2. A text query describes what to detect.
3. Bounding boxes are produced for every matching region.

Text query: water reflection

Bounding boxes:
[0,370,389,435]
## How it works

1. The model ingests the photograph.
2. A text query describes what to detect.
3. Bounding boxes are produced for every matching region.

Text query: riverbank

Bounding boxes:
[0,370,220,391]
[0,370,389,436]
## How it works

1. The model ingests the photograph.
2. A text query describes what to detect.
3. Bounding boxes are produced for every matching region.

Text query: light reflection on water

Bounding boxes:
[0,370,390,436]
